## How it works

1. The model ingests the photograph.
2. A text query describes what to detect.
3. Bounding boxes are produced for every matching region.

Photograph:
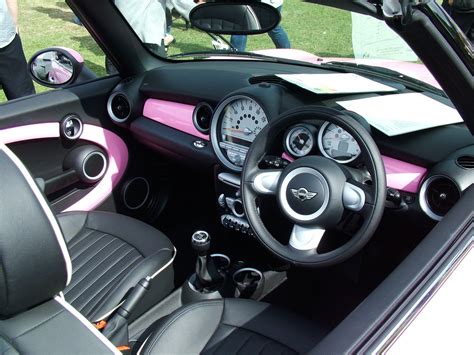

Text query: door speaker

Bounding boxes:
[122,177,150,210]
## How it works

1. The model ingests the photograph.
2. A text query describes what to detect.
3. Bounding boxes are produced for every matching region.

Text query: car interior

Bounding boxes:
[0,0,473,354]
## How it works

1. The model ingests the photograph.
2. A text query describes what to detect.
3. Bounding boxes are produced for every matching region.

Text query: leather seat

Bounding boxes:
[139,298,327,354]
[0,144,119,354]
[57,210,175,322]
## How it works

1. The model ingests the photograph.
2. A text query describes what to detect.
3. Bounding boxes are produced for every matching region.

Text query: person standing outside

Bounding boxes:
[230,0,291,52]
[115,0,168,57]
[0,0,35,100]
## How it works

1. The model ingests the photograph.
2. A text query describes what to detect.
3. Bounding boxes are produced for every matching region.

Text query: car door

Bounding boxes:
[0,75,129,214]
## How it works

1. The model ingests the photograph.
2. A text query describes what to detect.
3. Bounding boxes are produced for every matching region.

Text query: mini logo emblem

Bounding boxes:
[291,188,318,202]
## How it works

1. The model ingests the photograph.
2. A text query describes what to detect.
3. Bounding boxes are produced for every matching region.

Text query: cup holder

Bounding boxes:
[210,253,231,272]
[232,267,264,300]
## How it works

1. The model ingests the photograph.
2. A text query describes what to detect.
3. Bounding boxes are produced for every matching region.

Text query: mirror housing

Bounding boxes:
[190,2,281,35]
[28,48,86,88]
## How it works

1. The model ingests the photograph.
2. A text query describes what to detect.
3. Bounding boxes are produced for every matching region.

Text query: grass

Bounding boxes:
[1,0,352,103]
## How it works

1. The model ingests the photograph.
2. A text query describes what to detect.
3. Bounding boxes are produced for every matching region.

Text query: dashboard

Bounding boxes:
[106,60,474,226]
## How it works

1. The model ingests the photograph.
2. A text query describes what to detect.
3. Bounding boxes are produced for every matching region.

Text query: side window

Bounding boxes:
[0,0,108,104]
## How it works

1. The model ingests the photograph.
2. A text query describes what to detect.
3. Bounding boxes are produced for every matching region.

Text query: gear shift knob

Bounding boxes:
[191,230,211,256]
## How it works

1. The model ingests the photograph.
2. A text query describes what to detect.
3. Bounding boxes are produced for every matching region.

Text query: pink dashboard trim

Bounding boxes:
[143,99,210,141]
[383,155,426,193]
[0,123,128,212]
[281,153,426,193]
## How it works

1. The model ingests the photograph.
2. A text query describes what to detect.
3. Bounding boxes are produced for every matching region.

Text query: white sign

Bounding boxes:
[337,93,463,136]
[276,73,396,95]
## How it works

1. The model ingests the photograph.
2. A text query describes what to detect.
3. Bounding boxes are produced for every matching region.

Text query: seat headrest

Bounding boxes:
[0,144,72,316]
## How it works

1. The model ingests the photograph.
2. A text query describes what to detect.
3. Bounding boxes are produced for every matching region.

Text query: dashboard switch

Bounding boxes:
[387,188,402,205]
[218,194,226,208]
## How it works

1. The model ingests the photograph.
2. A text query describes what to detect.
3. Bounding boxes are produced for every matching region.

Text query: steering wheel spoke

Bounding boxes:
[289,224,325,252]
[251,169,282,195]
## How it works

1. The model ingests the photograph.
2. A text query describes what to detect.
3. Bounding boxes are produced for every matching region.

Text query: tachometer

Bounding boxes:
[318,122,361,163]
[211,95,268,171]
[284,125,315,157]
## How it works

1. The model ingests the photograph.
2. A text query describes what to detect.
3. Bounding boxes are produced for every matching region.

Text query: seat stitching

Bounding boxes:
[145,301,222,354]
[80,255,142,317]
[67,228,96,249]
[69,232,109,262]
[64,238,123,294]
[69,248,141,309]
[70,235,115,271]
[67,245,137,305]
[66,244,134,303]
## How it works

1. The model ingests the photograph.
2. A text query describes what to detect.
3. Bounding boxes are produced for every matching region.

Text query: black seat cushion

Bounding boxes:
[57,211,175,322]
[140,299,327,354]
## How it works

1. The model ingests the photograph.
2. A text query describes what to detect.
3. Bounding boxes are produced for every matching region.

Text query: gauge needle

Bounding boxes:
[244,127,252,135]
[224,128,243,133]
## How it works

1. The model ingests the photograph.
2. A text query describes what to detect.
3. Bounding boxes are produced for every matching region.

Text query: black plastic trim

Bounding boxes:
[130,117,217,168]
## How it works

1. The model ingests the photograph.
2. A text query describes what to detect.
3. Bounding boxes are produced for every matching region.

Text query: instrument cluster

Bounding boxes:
[284,122,361,163]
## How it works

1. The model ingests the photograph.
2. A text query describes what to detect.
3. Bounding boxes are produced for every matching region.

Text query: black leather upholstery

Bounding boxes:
[0,144,117,353]
[0,147,70,316]
[58,211,175,322]
[141,299,327,354]
[0,297,118,354]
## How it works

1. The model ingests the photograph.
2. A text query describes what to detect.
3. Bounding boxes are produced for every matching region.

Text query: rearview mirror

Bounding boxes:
[190,2,281,35]
[28,48,83,88]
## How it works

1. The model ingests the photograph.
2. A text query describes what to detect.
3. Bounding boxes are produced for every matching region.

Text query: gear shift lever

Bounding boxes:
[191,231,223,289]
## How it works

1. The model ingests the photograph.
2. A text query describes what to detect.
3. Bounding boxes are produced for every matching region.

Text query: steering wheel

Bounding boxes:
[241,106,386,267]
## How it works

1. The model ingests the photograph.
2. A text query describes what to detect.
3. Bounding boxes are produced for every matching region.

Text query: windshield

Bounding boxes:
[114,0,447,88]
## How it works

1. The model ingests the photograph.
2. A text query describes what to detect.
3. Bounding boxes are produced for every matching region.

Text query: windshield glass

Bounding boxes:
[113,0,454,88]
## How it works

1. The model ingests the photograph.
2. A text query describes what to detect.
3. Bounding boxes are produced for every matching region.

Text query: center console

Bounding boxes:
[215,171,254,236]
[181,230,265,303]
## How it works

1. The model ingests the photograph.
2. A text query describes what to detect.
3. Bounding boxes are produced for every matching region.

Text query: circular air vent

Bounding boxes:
[456,155,474,169]
[108,92,131,123]
[192,102,213,134]
[420,176,460,221]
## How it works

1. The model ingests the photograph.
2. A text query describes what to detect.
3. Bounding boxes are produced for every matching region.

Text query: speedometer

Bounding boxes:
[211,95,268,171]
[220,97,267,144]
[318,122,361,163]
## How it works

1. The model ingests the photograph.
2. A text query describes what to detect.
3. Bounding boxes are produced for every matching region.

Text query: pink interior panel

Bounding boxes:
[382,155,426,193]
[143,99,210,141]
[282,153,426,193]
[0,122,128,212]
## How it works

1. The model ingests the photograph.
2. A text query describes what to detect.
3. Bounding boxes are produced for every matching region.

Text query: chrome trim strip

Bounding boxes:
[218,172,241,188]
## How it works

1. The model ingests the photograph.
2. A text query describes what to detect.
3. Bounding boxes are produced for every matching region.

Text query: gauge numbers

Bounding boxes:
[318,122,361,163]
[221,97,267,143]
